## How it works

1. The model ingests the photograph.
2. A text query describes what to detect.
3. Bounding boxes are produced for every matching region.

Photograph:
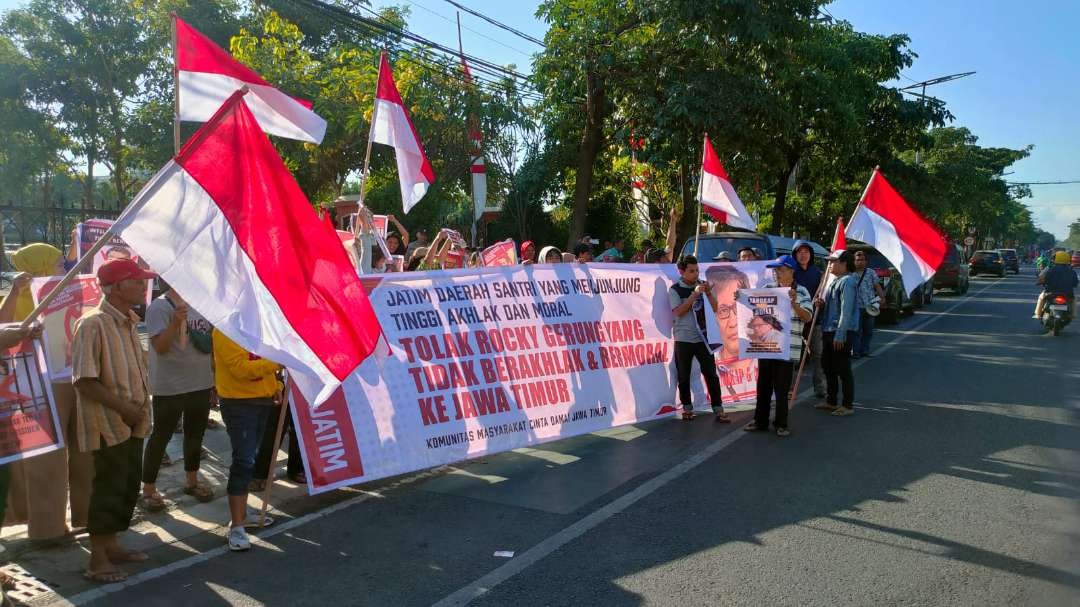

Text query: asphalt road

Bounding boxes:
[79,271,1080,607]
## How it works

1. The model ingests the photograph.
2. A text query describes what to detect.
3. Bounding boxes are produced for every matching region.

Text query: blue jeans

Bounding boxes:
[220,399,274,496]
[852,310,874,355]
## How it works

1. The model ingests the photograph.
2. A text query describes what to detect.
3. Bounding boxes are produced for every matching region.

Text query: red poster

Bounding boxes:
[481,239,518,267]
[0,333,63,466]
[31,276,103,381]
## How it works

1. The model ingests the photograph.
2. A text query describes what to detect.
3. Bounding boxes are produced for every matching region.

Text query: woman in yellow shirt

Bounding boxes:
[212,329,282,552]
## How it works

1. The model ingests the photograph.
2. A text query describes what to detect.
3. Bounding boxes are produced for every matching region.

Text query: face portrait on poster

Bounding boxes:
[736,287,792,360]
[30,276,103,381]
[0,330,63,465]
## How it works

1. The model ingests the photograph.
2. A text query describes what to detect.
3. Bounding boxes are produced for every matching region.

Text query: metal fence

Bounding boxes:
[0,202,120,278]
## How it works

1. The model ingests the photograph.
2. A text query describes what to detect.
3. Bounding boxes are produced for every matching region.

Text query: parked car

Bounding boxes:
[969,250,1006,277]
[933,243,971,294]
[846,244,933,324]
[997,248,1020,274]
[680,231,776,262]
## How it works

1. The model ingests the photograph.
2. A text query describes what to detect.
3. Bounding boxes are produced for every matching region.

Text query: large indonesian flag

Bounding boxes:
[847,168,946,296]
[114,91,381,405]
[174,16,326,144]
[371,53,435,213]
[698,135,755,231]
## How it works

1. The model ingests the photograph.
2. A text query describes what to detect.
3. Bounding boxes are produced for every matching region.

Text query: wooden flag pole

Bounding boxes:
[354,52,384,238]
[170,13,188,347]
[693,135,707,257]
[259,377,292,527]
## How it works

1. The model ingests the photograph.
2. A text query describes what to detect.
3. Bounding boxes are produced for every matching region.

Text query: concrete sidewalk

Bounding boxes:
[0,406,331,606]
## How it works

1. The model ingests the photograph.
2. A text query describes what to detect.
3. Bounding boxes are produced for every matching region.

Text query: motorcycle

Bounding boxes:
[1042,293,1073,336]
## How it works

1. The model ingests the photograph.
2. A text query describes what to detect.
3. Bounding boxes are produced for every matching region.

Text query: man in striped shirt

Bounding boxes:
[71,259,156,584]
[744,255,813,436]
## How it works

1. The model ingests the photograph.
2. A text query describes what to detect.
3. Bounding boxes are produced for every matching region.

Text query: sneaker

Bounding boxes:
[228,526,251,552]
[831,406,855,417]
[242,510,274,529]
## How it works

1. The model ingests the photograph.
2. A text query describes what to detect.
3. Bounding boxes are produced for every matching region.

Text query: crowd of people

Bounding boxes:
[0,219,884,587]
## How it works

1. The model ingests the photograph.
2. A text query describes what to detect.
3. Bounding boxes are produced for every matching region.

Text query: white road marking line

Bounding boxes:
[432,278,1002,607]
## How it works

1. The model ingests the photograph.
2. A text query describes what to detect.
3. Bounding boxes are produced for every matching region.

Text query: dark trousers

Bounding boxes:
[852,311,875,355]
[220,399,274,497]
[822,332,854,408]
[254,403,303,480]
[142,389,212,483]
[88,437,143,535]
[755,359,794,429]
[675,341,724,413]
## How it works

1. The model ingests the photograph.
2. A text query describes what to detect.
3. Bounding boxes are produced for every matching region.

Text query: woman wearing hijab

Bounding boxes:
[537,246,563,264]
[0,243,93,540]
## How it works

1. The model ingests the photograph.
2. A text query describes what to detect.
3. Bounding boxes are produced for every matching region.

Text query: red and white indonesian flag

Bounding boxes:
[848,168,946,296]
[174,16,326,144]
[831,216,847,251]
[461,56,488,221]
[114,91,381,406]
[698,135,755,231]
[371,53,435,213]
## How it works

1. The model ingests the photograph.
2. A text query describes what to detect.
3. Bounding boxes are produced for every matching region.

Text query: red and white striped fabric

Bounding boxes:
[847,168,946,296]
[471,155,487,221]
[371,53,435,213]
[831,216,847,251]
[114,91,381,406]
[698,135,755,231]
[174,16,326,144]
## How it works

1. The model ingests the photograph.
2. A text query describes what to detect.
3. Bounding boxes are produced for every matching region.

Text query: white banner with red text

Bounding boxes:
[289,261,781,493]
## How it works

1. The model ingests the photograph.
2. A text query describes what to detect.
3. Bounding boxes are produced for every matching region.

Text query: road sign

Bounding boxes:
[963,236,975,246]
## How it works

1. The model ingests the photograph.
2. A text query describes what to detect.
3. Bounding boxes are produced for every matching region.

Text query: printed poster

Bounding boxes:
[481,239,518,267]
[0,330,63,466]
[30,275,103,381]
[736,288,792,360]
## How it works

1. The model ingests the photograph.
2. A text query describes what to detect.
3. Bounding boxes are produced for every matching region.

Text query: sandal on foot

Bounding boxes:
[287,472,307,484]
[681,411,695,421]
[139,493,167,513]
[743,421,767,432]
[107,549,149,564]
[184,483,214,503]
[776,427,791,437]
[83,569,128,584]
[714,413,732,424]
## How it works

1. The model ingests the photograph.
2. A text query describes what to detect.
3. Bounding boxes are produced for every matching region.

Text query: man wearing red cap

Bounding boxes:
[71,259,156,583]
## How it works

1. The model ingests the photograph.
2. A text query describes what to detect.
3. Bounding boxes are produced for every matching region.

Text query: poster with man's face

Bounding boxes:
[30,276,103,381]
[736,287,792,360]
[0,331,63,465]
[76,219,153,306]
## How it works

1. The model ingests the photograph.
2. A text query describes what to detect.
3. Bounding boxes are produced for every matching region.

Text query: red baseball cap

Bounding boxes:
[97,259,156,286]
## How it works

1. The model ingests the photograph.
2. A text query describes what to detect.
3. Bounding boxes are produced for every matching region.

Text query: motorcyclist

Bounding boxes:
[1034,251,1078,319]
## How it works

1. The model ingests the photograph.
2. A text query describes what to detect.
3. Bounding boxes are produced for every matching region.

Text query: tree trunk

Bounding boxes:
[769,154,800,234]
[674,161,698,258]
[565,71,606,250]
[84,144,95,211]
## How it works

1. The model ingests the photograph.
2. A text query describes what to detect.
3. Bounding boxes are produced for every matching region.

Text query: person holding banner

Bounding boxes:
[71,259,157,583]
[814,250,859,416]
[744,255,813,436]
[0,244,94,542]
[669,256,731,423]
[212,330,283,552]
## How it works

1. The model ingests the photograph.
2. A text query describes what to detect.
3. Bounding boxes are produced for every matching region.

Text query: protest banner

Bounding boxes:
[440,228,467,249]
[289,264,677,493]
[736,287,792,360]
[30,276,103,381]
[481,239,517,267]
[371,215,389,239]
[443,248,465,269]
[0,331,63,466]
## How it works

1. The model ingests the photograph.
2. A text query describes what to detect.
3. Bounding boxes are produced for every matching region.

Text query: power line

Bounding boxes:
[1007,180,1080,186]
[402,0,535,59]
[285,0,550,103]
[437,0,546,47]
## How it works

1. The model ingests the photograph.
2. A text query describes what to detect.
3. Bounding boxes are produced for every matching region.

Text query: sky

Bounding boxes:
[2,0,1076,239]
